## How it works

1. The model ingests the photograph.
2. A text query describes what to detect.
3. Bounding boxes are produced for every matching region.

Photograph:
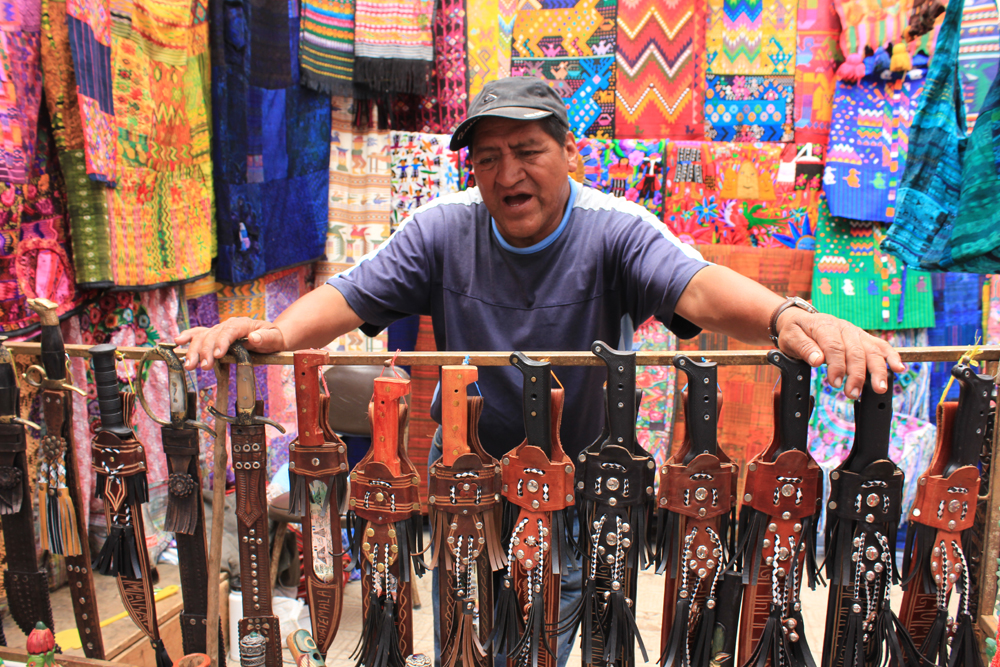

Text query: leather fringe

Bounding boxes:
[92,522,143,578]
[690,596,715,667]
[950,612,985,667]
[658,596,690,667]
[742,607,787,667]
[867,607,925,667]
[164,476,198,536]
[39,485,82,556]
[918,609,949,667]
[152,638,172,667]
[901,522,936,593]
[0,466,23,515]
[352,586,406,667]
[0,608,6,646]
[488,575,523,655]
[602,588,647,665]
[554,577,595,656]
[653,508,678,576]
[442,601,488,667]
[840,604,866,667]
[512,588,553,667]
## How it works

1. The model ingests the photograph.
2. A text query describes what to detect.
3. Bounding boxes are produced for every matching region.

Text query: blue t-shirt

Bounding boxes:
[330,178,708,459]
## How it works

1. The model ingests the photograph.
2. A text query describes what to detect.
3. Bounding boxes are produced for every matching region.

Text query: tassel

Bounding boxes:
[151,638,172,667]
[352,586,381,666]
[602,588,647,665]
[787,611,818,667]
[352,588,406,667]
[442,602,488,667]
[287,469,307,517]
[164,472,199,536]
[512,591,553,667]
[93,523,143,578]
[654,509,678,575]
[742,607,785,667]
[41,486,82,556]
[837,53,867,82]
[658,596,690,667]
[482,508,507,573]
[690,597,716,667]
[918,609,949,667]
[950,613,986,667]
[890,43,912,71]
[868,607,925,667]
[840,604,866,667]
[56,488,82,557]
[489,575,524,655]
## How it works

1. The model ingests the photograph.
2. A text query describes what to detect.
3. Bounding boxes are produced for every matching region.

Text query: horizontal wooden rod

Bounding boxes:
[3,342,998,367]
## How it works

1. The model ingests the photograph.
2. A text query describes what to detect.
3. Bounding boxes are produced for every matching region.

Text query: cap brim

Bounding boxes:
[448,106,556,151]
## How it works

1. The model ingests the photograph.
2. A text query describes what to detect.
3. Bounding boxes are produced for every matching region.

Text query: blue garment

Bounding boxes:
[330,179,708,459]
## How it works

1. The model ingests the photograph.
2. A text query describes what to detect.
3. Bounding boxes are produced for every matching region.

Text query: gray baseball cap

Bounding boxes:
[449,77,569,151]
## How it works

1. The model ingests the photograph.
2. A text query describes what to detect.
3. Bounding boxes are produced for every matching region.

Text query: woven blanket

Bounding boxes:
[664,141,824,248]
[299,0,355,95]
[706,0,797,75]
[353,0,435,96]
[415,0,468,133]
[927,273,984,423]
[959,0,1000,128]
[511,0,617,139]
[633,317,677,466]
[793,0,840,143]
[822,51,927,223]
[615,0,704,139]
[0,0,43,184]
[65,0,116,182]
[467,0,499,98]
[0,117,90,336]
[211,0,331,284]
[388,132,461,229]
[40,0,112,288]
[575,138,666,217]
[704,74,795,141]
[812,205,936,330]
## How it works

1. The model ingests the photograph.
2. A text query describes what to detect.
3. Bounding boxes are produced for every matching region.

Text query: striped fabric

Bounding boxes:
[300,0,355,95]
[353,0,435,96]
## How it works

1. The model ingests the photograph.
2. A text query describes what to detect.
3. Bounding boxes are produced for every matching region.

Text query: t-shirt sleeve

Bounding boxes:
[327,217,435,337]
[611,204,709,339]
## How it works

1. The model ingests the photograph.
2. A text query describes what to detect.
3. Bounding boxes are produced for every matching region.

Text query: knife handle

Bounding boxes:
[89,344,133,438]
[849,373,894,470]
[946,363,995,476]
[510,352,551,458]
[0,352,17,418]
[591,341,636,451]
[28,299,67,381]
[674,355,718,462]
[441,365,477,465]
[766,350,812,456]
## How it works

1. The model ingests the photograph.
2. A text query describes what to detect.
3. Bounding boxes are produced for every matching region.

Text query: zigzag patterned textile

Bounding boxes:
[793,0,840,143]
[211,0,331,284]
[415,0,468,133]
[958,0,999,128]
[511,0,618,138]
[467,0,499,98]
[704,74,794,141]
[498,0,519,77]
[1,0,42,185]
[707,0,797,75]
[40,0,112,287]
[103,0,214,288]
[299,0,355,95]
[65,0,115,182]
[353,0,434,96]
[575,137,666,215]
[615,0,704,139]
[822,49,927,223]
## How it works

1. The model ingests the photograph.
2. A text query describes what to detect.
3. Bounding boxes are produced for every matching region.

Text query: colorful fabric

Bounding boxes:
[511,0,617,139]
[575,138,667,217]
[614,0,704,139]
[388,132,461,229]
[0,117,90,336]
[959,0,999,129]
[822,52,927,223]
[927,273,984,422]
[466,0,499,98]
[812,205,936,330]
[39,0,112,287]
[211,0,331,284]
[0,0,43,184]
[415,0,468,133]
[65,0,116,182]
[987,275,1000,344]
[353,0,435,96]
[498,0,518,78]
[632,317,677,466]
[793,0,840,143]
[299,0,355,95]
[105,0,215,288]
[831,0,911,60]
[663,140,824,248]
[706,0,797,75]
[704,74,795,141]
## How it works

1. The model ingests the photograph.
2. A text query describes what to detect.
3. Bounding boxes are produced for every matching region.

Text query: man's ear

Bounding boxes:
[564,131,579,174]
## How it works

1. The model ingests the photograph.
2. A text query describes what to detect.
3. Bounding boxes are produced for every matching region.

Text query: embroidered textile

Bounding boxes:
[959,0,1000,128]
[498,0,518,78]
[466,0,499,98]
[633,317,677,466]
[614,0,704,139]
[0,119,89,336]
[353,0,435,96]
[822,52,927,224]
[664,140,824,248]
[793,0,840,143]
[928,273,984,422]
[65,0,116,182]
[986,276,1000,344]
[40,0,112,287]
[832,0,909,58]
[415,0,468,133]
[706,0,797,75]
[299,0,355,95]
[106,0,215,288]
[211,0,331,284]
[388,132,461,229]
[511,0,617,139]
[704,74,795,141]
[0,0,43,184]
[575,138,667,217]
[812,207,935,330]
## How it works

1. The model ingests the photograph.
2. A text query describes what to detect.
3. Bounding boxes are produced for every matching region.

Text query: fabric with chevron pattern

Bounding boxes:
[498,0,519,77]
[822,49,927,223]
[615,0,704,139]
[511,0,618,138]
[707,0,797,75]
[704,74,795,141]
[0,0,43,185]
[793,0,840,143]
[467,0,499,98]
[104,0,214,288]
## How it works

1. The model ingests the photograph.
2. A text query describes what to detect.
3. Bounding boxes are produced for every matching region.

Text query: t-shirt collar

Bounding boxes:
[491,178,579,255]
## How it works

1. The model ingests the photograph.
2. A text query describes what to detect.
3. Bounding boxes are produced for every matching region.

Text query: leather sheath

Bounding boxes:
[232,414,281,667]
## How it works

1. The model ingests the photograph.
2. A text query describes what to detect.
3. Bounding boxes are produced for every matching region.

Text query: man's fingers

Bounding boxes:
[778,324,824,367]
[841,327,868,399]
[812,320,847,390]
[866,346,890,394]
[244,326,284,353]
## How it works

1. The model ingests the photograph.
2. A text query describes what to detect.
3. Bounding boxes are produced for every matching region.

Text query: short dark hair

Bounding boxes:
[467,114,572,156]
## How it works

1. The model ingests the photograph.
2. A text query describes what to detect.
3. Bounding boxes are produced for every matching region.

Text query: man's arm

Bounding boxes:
[675,265,905,398]
[176,284,363,370]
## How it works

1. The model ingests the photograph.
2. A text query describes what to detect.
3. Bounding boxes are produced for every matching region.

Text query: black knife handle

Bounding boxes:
[39,323,67,382]
[848,373,894,471]
[510,352,552,458]
[766,350,813,456]
[945,363,995,476]
[89,344,133,438]
[0,349,17,418]
[673,355,718,462]
[591,340,636,451]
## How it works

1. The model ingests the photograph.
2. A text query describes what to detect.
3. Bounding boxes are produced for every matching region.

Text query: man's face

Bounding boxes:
[470,117,579,248]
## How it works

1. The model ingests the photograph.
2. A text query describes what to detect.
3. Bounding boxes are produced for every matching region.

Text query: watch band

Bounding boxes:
[768,297,818,346]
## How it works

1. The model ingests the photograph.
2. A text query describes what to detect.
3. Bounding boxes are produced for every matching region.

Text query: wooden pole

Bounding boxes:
[206,363,230,667]
[978,363,1000,640]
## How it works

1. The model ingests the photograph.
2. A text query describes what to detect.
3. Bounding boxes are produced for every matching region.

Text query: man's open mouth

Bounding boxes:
[503,194,533,207]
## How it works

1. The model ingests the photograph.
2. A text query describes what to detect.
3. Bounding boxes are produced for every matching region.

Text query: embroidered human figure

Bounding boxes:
[843,278,855,296]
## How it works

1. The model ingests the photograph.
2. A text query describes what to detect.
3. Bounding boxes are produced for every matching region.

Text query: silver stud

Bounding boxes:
[781,484,794,497]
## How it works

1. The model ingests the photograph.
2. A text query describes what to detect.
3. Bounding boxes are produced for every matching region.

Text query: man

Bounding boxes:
[179,77,903,663]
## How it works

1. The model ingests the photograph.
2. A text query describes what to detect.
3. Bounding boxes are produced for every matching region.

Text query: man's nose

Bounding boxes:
[495,153,525,187]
